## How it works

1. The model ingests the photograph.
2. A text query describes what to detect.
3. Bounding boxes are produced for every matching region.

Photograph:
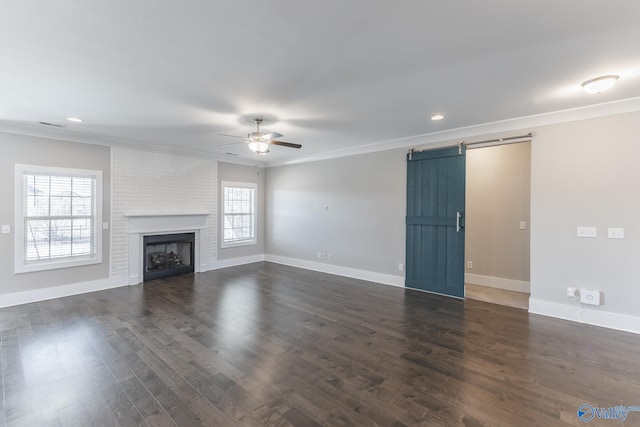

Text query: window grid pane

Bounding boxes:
[223,185,255,244]
[23,174,96,262]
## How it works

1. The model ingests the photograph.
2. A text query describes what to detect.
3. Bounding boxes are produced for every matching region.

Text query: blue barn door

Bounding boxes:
[406,146,465,298]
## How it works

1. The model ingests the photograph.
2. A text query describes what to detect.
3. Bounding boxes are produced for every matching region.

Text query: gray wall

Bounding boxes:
[217,162,265,260]
[265,150,406,276]
[0,133,111,295]
[465,142,531,282]
[531,111,640,316]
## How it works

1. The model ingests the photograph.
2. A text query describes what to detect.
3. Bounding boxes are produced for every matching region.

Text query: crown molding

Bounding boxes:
[266,96,640,167]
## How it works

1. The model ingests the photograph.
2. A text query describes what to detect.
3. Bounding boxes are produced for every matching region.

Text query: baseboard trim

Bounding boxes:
[205,254,266,271]
[265,254,405,288]
[465,273,530,293]
[0,275,129,308]
[529,298,640,334]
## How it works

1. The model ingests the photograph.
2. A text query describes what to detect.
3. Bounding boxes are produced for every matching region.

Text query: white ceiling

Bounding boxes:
[2,1,640,166]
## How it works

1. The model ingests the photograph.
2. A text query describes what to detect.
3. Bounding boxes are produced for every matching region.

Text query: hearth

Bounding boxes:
[143,232,195,281]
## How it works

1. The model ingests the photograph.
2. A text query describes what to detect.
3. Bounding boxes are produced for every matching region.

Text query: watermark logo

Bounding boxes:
[577,404,640,423]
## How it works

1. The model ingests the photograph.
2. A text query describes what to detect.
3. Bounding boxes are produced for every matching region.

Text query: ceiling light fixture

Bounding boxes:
[581,75,619,94]
[248,140,270,154]
[431,114,445,121]
[66,117,83,123]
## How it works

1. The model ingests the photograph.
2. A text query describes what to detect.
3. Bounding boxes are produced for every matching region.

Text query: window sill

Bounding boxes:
[15,255,102,274]
[221,240,257,249]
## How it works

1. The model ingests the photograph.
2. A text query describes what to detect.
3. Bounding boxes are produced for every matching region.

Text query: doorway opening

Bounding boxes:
[464,141,531,309]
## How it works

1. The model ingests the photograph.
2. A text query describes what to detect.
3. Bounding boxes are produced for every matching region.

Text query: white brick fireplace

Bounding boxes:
[112,147,218,282]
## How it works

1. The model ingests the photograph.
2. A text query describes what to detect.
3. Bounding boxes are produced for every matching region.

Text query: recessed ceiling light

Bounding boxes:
[431,114,445,121]
[581,75,619,94]
[66,117,83,123]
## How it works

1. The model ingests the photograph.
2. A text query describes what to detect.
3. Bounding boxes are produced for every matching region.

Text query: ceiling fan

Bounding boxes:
[218,118,302,155]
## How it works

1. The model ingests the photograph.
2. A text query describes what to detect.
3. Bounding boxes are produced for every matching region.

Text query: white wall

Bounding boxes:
[265,150,406,282]
[111,148,217,278]
[217,162,265,260]
[529,112,640,331]
[0,133,111,301]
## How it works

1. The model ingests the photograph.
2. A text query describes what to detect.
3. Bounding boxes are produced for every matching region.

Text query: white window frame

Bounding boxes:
[14,164,103,273]
[221,181,257,248]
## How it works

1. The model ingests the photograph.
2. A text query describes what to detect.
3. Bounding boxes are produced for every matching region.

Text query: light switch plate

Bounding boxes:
[607,227,624,239]
[519,221,527,230]
[577,227,597,238]
[1,225,10,234]
[102,222,109,230]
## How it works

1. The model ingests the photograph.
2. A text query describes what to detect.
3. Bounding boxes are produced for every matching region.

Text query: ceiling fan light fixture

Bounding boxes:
[248,141,270,154]
[219,117,300,155]
[581,75,619,94]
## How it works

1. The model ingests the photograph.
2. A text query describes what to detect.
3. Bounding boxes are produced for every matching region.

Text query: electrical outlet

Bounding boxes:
[321,252,328,260]
[567,287,578,298]
[520,221,527,230]
[398,263,404,272]
[1,225,10,234]
[317,252,322,259]
[467,261,473,269]
[580,289,602,305]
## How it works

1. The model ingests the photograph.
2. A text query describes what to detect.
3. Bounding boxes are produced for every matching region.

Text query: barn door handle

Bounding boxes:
[456,212,462,232]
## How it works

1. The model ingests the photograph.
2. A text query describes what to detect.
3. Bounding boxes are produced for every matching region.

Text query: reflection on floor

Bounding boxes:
[465,283,529,310]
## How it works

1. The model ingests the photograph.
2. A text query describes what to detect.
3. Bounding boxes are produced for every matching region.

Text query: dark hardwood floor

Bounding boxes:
[1,262,639,426]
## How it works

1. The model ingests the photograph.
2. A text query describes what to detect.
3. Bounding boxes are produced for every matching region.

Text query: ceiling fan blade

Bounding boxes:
[270,140,302,149]
[217,133,246,139]
[262,132,283,140]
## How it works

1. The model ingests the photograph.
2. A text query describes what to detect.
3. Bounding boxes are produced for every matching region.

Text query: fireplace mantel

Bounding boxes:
[125,213,210,285]
[125,213,209,234]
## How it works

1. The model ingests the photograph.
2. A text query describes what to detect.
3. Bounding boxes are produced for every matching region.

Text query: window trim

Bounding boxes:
[220,180,257,249]
[14,164,103,274]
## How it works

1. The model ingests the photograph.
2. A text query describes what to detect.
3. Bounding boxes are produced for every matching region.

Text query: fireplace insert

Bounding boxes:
[143,232,195,281]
